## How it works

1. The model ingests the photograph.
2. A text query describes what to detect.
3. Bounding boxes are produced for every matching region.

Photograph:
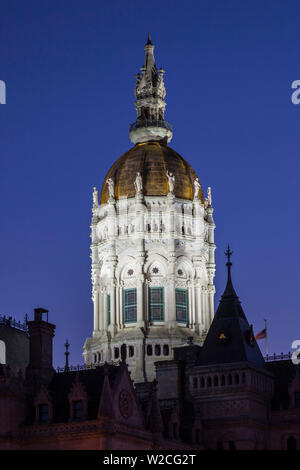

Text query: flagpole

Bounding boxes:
[264,318,268,356]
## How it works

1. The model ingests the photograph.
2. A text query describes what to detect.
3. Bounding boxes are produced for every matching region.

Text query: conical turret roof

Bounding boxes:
[200,247,266,368]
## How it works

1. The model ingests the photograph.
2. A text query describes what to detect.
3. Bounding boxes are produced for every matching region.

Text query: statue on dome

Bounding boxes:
[106,177,115,201]
[134,172,143,195]
[92,187,99,208]
[166,170,175,194]
[193,178,201,200]
[207,186,212,206]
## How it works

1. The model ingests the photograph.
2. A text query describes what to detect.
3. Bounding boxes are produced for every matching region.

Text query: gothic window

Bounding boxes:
[147,345,153,356]
[294,392,300,408]
[73,400,84,420]
[228,440,236,450]
[175,289,188,323]
[0,340,5,364]
[123,288,137,323]
[173,422,178,439]
[163,344,169,356]
[114,347,119,359]
[128,346,134,357]
[39,404,49,423]
[149,287,164,322]
[287,436,297,450]
[107,294,111,326]
[155,344,161,356]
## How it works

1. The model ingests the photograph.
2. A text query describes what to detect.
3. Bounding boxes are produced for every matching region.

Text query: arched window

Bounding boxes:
[0,340,6,364]
[155,344,161,356]
[163,345,169,356]
[287,436,297,450]
[228,440,236,450]
[235,373,240,385]
[173,422,178,439]
[73,400,84,420]
[228,374,232,385]
[242,373,246,384]
[207,376,212,387]
[214,376,219,386]
[128,346,134,357]
[114,347,119,359]
[147,345,153,356]
[200,377,205,388]
[39,404,49,423]
[221,375,225,386]
[149,287,164,322]
[175,289,188,323]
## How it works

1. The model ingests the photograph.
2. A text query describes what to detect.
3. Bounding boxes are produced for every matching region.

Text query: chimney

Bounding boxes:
[26,308,56,386]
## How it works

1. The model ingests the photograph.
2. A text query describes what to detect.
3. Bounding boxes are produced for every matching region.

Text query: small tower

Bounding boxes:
[26,308,56,387]
[188,249,274,450]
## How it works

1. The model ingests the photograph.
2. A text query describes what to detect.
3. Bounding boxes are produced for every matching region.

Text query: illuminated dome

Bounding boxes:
[100,141,203,204]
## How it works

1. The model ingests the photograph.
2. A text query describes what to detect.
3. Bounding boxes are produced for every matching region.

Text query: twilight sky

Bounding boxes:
[0,0,299,367]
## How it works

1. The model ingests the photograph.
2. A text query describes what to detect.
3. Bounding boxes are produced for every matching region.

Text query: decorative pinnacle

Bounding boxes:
[64,339,70,372]
[146,32,153,46]
[225,245,233,266]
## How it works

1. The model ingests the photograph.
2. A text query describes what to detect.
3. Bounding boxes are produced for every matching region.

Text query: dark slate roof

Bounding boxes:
[199,255,266,368]
[266,360,298,410]
[27,365,120,424]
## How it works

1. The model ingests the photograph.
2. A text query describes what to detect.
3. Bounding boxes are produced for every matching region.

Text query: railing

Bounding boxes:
[0,314,28,333]
[56,361,122,373]
[129,119,172,133]
[264,352,296,362]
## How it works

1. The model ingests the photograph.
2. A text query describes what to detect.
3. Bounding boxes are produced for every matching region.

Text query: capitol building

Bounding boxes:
[83,35,216,382]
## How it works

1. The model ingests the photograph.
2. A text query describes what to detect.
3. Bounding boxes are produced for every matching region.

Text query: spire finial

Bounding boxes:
[64,339,70,372]
[146,33,153,46]
[225,245,233,266]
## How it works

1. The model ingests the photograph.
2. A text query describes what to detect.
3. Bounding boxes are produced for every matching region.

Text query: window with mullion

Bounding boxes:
[176,288,188,323]
[123,288,137,323]
[149,287,164,322]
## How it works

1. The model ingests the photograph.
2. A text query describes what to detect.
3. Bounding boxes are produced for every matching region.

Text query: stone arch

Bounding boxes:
[0,340,6,364]
[144,254,168,277]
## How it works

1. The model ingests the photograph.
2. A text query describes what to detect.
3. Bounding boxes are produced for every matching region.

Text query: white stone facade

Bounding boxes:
[83,191,216,382]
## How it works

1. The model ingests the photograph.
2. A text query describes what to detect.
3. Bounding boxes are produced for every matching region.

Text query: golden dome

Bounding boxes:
[100,141,203,205]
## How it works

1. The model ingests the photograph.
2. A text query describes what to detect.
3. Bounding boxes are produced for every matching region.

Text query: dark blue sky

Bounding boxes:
[1,0,299,367]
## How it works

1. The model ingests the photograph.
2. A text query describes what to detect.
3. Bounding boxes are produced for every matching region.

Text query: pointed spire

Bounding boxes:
[98,364,114,419]
[222,245,239,300]
[146,32,153,46]
[64,339,70,372]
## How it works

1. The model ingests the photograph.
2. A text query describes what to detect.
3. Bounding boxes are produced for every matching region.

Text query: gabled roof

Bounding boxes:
[200,247,266,369]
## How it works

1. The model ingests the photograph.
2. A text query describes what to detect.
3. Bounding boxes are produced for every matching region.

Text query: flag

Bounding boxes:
[255,328,267,341]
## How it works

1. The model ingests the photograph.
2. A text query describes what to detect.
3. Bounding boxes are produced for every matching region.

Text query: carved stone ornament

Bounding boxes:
[119,389,133,419]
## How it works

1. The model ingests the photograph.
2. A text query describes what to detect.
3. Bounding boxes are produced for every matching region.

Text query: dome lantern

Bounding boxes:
[129,35,173,145]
